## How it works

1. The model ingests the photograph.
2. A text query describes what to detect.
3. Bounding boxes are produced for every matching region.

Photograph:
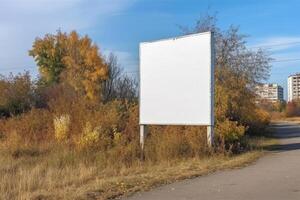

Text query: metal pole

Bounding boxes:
[140,125,147,159]
[207,125,214,147]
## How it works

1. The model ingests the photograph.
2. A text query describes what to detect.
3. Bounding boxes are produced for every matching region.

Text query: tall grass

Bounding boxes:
[0,135,272,200]
[0,88,270,199]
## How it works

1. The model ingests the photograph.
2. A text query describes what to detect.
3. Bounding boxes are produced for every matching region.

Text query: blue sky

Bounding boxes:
[0,0,299,99]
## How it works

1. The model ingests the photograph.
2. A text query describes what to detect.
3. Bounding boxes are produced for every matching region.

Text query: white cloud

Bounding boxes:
[272,51,300,60]
[271,52,300,70]
[248,36,300,68]
[0,0,137,75]
[249,36,300,51]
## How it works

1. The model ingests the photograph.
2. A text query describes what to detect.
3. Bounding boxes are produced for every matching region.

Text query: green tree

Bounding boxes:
[29,31,66,84]
[29,30,108,100]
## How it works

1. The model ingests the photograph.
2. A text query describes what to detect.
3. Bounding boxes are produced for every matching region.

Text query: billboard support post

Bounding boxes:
[140,125,147,159]
[207,125,214,147]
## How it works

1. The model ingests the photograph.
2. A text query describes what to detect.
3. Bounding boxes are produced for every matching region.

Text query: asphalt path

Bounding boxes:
[123,122,300,200]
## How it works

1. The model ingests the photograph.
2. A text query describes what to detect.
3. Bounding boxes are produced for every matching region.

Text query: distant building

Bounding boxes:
[255,83,284,103]
[288,74,300,102]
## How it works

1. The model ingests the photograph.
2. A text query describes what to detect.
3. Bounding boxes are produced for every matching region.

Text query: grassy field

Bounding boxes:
[0,136,277,200]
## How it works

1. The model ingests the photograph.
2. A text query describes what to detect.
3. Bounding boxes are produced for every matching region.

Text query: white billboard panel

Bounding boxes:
[139,32,214,125]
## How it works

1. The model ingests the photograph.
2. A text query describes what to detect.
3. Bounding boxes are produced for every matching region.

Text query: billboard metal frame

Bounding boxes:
[139,32,215,151]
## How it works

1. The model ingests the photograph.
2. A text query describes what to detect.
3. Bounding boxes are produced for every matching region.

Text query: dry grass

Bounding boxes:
[270,117,300,130]
[272,117,300,123]
[0,137,276,200]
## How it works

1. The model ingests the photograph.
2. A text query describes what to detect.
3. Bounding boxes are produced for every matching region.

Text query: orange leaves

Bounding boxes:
[61,31,108,101]
[30,30,108,101]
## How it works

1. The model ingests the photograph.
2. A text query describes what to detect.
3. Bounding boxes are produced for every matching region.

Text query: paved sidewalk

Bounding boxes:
[123,122,300,200]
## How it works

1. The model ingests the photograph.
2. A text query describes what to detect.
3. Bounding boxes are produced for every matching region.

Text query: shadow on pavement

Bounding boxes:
[266,122,300,152]
[269,123,300,138]
[267,143,300,152]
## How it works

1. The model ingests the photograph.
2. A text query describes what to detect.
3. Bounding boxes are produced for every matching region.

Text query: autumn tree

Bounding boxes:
[29,30,108,100]
[29,31,66,84]
[184,14,271,139]
[258,99,286,113]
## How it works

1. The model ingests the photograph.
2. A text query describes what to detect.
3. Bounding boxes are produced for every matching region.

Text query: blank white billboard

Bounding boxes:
[139,32,214,125]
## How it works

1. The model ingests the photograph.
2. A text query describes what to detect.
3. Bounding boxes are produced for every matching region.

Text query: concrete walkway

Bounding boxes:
[123,122,300,200]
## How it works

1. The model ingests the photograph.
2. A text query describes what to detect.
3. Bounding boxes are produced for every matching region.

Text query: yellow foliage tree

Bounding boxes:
[29,30,108,100]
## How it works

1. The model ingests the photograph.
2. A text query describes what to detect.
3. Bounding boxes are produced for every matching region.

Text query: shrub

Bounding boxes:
[215,119,247,152]
[122,103,139,142]
[247,108,270,135]
[77,122,99,149]
[0,109,53,143]
[76,122,112,151]
[0,72,35,117]
[54,114,71,142]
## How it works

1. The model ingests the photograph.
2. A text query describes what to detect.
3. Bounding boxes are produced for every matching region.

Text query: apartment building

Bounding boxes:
[255,83,284,102]
[288,74,300,102]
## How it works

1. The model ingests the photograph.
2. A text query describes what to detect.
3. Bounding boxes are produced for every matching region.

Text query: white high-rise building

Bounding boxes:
[288,74,300,102]
[255,83,284,103]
